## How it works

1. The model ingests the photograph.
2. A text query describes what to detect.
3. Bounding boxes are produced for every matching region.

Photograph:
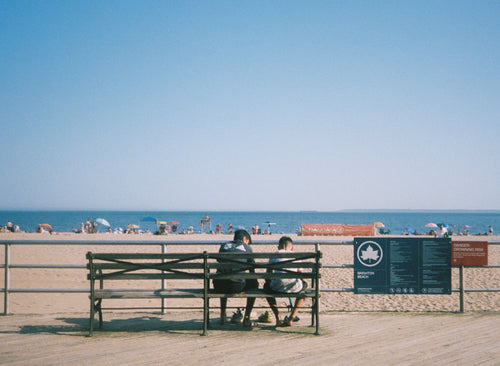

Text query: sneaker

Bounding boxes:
[231,308,243,324]
[258,311,272,323]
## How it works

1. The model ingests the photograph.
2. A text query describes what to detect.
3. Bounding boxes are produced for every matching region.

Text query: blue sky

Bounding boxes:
[1,1,499,211]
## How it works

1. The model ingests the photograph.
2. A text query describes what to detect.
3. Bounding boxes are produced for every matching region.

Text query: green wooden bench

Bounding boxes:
[86,249,322,336]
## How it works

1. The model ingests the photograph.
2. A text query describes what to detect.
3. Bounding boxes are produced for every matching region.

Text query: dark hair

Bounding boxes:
[278,236,293,249]
[233,229,252,244]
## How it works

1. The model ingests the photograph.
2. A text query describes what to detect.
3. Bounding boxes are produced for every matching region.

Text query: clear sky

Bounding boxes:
[1,1,499,211]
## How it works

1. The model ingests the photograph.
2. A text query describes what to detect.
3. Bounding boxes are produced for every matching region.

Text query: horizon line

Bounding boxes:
[1,208,499,213]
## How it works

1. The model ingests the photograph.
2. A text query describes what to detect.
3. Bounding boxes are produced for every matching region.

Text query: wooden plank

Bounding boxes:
[94,288,205,299]
[206,290,317,298]
[209,273,317,280]
[208,252,317,259]
[93,263,206,270]
[94,273,205,280]
[207,262,317,270]
[91,253,205,260]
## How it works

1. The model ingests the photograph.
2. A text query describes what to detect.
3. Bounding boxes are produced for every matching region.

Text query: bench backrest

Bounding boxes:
[86,250,322,282]
[86,252,206,281]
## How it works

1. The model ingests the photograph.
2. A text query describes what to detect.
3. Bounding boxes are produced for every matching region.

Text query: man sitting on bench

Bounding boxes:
[213,229,258,327]
[265,236,307,327]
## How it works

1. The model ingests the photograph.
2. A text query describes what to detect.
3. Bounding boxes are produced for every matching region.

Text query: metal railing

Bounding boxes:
[1,238,499,314]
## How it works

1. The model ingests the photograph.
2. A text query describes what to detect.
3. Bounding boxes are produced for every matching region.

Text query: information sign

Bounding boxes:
[354,237,451,294]
[452,241,488,266]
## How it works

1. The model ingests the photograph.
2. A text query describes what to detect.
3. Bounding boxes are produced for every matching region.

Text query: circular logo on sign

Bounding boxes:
[357,241,383,267]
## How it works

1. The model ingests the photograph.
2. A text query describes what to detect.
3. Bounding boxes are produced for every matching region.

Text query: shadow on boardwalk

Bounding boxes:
[1,311,499,365]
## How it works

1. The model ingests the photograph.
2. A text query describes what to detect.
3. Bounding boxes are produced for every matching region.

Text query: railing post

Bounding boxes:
[3,243,10,315]
[161,243,166,315]
[202,251,208,336]
[314,242,321,335]
[459,265,464,313]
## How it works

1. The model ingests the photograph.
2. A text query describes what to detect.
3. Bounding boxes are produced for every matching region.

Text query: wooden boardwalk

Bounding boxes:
[0,311,499,365]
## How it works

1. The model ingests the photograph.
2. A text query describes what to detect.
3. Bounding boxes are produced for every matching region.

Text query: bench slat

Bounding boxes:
[93,289,316,299]
[206,289,317,298]
[210,273,317,280]
[94,289,205,299]
[89,253,205,260]
[209,252,317,259]
[91,273,205,280]
[207,262,317,270]
[92,263,205,270]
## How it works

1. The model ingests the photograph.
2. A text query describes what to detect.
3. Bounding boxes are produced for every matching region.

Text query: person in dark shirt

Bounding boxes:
[213,229,258,327]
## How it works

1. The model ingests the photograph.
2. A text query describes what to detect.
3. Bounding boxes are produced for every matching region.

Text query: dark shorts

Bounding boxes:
[213,279,259,294]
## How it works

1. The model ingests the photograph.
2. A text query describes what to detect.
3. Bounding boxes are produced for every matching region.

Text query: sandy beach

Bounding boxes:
[0,233,499,365]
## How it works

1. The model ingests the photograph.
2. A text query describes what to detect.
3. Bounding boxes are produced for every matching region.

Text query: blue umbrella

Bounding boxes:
[141,216,157,222]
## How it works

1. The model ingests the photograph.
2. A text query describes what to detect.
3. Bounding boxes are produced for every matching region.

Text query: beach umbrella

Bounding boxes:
[437,223,448,228]
[127,224,140,229]
[461,225,471,229]
[157,221,166,225]
[95,218,110,227]
[170,221,179,225]
[39,223,52,230]
[141,216,157,222]
[425,223,438,228]
[373,222,385,228]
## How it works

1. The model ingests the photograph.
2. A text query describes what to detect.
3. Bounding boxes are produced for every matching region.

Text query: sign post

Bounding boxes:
[354,237,452,295]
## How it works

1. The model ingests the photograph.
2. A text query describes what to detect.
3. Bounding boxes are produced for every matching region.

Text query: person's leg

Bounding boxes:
[265,297,282,326]
[214,279,230,325]
[242,297,256,327]
[284,297,305,326]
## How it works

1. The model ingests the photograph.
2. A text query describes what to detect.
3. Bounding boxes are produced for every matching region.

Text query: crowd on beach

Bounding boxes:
[400,224,494,237]
[0,218,495,237]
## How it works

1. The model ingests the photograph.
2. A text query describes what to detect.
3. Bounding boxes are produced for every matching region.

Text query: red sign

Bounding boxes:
[300,224,375,236]
[452,241,488,266]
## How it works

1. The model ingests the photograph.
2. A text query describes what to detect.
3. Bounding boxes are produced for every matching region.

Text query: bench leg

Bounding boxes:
[310,298,315,327]
[89,302,94,337]
[313,298,319,335]
[202,297,208,336]
[97,299,103,328]
[206,298,210,330]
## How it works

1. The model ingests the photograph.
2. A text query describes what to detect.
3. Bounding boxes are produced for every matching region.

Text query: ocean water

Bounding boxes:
[0,210,498,236]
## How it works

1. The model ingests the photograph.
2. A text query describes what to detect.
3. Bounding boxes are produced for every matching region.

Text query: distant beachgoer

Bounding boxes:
[216,223,222,234]
[437,224,448,238]
[227,223,232,234]
[489,226,494,235]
